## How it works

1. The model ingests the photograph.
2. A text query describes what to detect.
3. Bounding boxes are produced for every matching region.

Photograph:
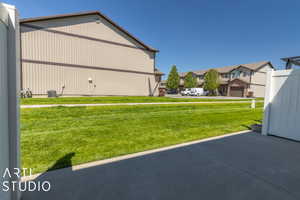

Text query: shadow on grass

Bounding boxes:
[46,152,75,172]
[242,119,263,131]
[242,124,252,130]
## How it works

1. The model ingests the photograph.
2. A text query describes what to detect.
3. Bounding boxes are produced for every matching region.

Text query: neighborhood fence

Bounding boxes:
[0,3,20,200]
[262,68,300,141]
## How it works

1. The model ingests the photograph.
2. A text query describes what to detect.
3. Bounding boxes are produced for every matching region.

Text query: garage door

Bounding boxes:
[263,69,300,141]
[230,87,244,97]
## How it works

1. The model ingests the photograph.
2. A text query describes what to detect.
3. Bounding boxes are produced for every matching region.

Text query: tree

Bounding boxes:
[166,65,180,90]
[184,72,197,88]
[203,69,220,95]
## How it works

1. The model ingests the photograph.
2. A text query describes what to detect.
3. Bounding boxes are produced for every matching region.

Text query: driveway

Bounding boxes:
[22,132,300,200]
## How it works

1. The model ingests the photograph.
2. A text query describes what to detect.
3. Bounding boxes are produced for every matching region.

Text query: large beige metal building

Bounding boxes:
[20,11,163,96]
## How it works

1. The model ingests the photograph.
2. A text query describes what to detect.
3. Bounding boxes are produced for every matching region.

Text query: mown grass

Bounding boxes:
[21,103,263,174]
[21,96,262,105]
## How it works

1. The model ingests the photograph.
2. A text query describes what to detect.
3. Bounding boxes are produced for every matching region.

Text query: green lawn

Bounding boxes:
[21,96,262,105]
[21,103,263,174]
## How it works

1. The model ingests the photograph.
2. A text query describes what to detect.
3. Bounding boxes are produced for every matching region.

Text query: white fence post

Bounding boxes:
[0,3,20,200]
[262,69,273,135]
[251,99,256,109]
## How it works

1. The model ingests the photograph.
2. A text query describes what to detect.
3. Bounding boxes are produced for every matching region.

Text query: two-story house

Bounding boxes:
[179,61,275,97]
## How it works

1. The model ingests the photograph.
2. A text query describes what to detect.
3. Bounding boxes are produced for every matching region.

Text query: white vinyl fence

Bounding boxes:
[0,3,20,200]
[262,69,300,141]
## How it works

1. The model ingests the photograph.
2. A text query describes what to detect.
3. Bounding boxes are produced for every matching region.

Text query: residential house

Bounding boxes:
[20,11,163,96]
[179,61,275,97]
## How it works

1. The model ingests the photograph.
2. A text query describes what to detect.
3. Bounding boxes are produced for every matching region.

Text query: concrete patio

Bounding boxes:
[22,132,300,200]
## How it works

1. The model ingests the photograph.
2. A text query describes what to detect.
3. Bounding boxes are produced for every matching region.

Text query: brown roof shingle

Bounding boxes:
[180,61,272,77]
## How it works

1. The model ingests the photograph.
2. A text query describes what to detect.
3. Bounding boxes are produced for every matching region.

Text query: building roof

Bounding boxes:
[154,68,165,75]
[180,61,272,77]
[281,56,300,67]
[237,61,273,71]
[20,11,158,53]
[229,78,250,84]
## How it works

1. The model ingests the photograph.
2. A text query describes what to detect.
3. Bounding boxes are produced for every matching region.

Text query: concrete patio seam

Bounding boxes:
[21,130,251,182]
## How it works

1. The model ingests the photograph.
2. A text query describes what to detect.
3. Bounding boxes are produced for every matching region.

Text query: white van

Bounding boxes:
[181,88,192,96]
[190,88,206,96]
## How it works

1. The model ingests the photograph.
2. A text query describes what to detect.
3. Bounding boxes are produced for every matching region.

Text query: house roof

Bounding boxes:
[178,72,188,77]
[20,11,158,53]
[180,61,273,77]
[229,78,250,84]
[237,61,274,71]
[154,68,165,75]
[179,71,201,77]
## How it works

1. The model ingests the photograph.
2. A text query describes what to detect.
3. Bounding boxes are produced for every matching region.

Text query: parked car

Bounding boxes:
[181,88,192,96]
[190,88,206,96]
[167,89,178,94]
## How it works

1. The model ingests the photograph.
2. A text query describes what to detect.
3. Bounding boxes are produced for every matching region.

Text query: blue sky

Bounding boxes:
[4,0,300,76]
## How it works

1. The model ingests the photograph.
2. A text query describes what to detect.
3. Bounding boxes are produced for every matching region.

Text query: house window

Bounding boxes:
[222,73,229,78]
[231,70,241,78]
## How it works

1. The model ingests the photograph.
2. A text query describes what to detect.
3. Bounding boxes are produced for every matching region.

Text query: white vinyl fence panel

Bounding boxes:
[0,3,20,200]
[262,69,300,141]
[0,11,10,200]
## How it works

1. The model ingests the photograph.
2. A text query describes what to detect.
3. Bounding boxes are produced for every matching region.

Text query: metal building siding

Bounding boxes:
[22,28,154,72]
[22,63,158,96]
[26,15,144,48]
[21,14,158,96]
